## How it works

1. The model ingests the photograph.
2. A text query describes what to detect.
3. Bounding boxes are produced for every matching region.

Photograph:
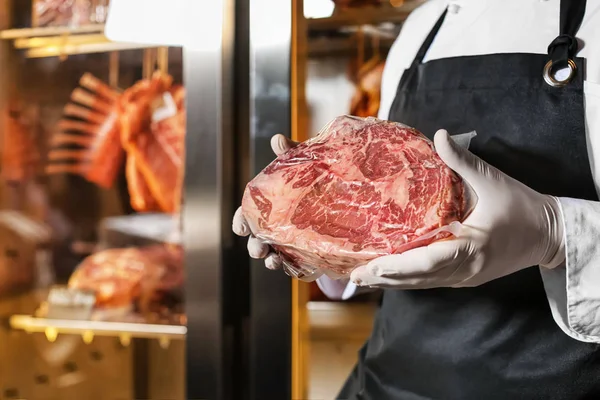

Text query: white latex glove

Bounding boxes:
[350,129,566,289]
[232,134,298,270]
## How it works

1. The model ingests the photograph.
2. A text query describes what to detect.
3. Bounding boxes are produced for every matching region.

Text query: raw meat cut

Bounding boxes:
[68,244,183,311]
[46,71,185,214]
[126,152,162,212]
[120,71,185,213]
[46,73,124,189]
[242,116,471,279]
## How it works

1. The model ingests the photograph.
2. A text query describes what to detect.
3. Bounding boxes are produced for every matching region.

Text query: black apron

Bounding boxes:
[338,1,600,399]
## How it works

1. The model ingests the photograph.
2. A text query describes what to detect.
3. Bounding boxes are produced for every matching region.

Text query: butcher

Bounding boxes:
[233,0,600,398]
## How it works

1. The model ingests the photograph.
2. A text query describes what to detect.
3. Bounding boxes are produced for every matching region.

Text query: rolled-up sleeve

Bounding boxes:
[540,197,600,342]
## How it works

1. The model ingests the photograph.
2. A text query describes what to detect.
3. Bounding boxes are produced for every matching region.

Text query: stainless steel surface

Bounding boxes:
[183,0,296,398]
[183,0,236,398]
[248,0,293,399]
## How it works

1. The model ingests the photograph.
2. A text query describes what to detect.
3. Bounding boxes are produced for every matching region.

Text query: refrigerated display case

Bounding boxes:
[0,0,299,399]
[0,1,189,399]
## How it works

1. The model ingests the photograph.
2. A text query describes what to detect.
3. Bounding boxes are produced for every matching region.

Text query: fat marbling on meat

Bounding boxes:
[242,116,470,278]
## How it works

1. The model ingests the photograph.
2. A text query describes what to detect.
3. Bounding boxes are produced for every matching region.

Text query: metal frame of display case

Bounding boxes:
[247,0,295,398]
[182,0,237,398]
[183,0,294,399]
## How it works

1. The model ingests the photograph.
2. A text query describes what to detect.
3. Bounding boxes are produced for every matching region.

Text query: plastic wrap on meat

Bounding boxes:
[68,244,183,312]
[242,116,475,280]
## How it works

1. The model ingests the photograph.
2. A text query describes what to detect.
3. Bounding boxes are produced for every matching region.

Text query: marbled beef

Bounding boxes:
[242,116,469,278]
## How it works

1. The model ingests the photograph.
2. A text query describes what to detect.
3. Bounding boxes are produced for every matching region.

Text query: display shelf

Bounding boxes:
[0,24,155,58]
[306,0,426,31]
[24,39,151,58]
[10,314,186,342]
[0,24,104,39]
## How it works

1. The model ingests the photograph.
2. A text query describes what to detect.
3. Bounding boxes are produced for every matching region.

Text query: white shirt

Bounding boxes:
[316,0,600,343]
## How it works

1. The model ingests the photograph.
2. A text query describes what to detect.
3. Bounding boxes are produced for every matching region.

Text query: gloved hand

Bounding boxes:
[232,134,298,270]
[350,129,566,289]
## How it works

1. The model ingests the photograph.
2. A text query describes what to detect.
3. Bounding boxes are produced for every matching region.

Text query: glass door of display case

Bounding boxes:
[0,1,189,399]
[0,0,298,399]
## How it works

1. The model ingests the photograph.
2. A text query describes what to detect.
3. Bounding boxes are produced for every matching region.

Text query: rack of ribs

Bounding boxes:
[46,73,124,189]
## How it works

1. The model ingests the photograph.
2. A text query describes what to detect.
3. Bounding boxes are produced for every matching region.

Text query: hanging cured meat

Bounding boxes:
[1,100,40,184]
[120,71,185,214]
[125,153,162,212]
[349,61,385,117]
[46,71,185,215]
[68,244,183,311]
[46,73,124,189]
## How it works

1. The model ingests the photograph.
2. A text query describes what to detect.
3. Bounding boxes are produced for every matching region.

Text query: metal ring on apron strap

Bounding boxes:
[543,59,577,87]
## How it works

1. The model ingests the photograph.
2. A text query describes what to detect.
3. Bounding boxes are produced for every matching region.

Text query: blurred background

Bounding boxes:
[0,0,425,399]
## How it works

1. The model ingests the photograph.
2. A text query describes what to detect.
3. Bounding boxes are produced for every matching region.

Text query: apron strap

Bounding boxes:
[409,8,448,68]
[545,0,587,86]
